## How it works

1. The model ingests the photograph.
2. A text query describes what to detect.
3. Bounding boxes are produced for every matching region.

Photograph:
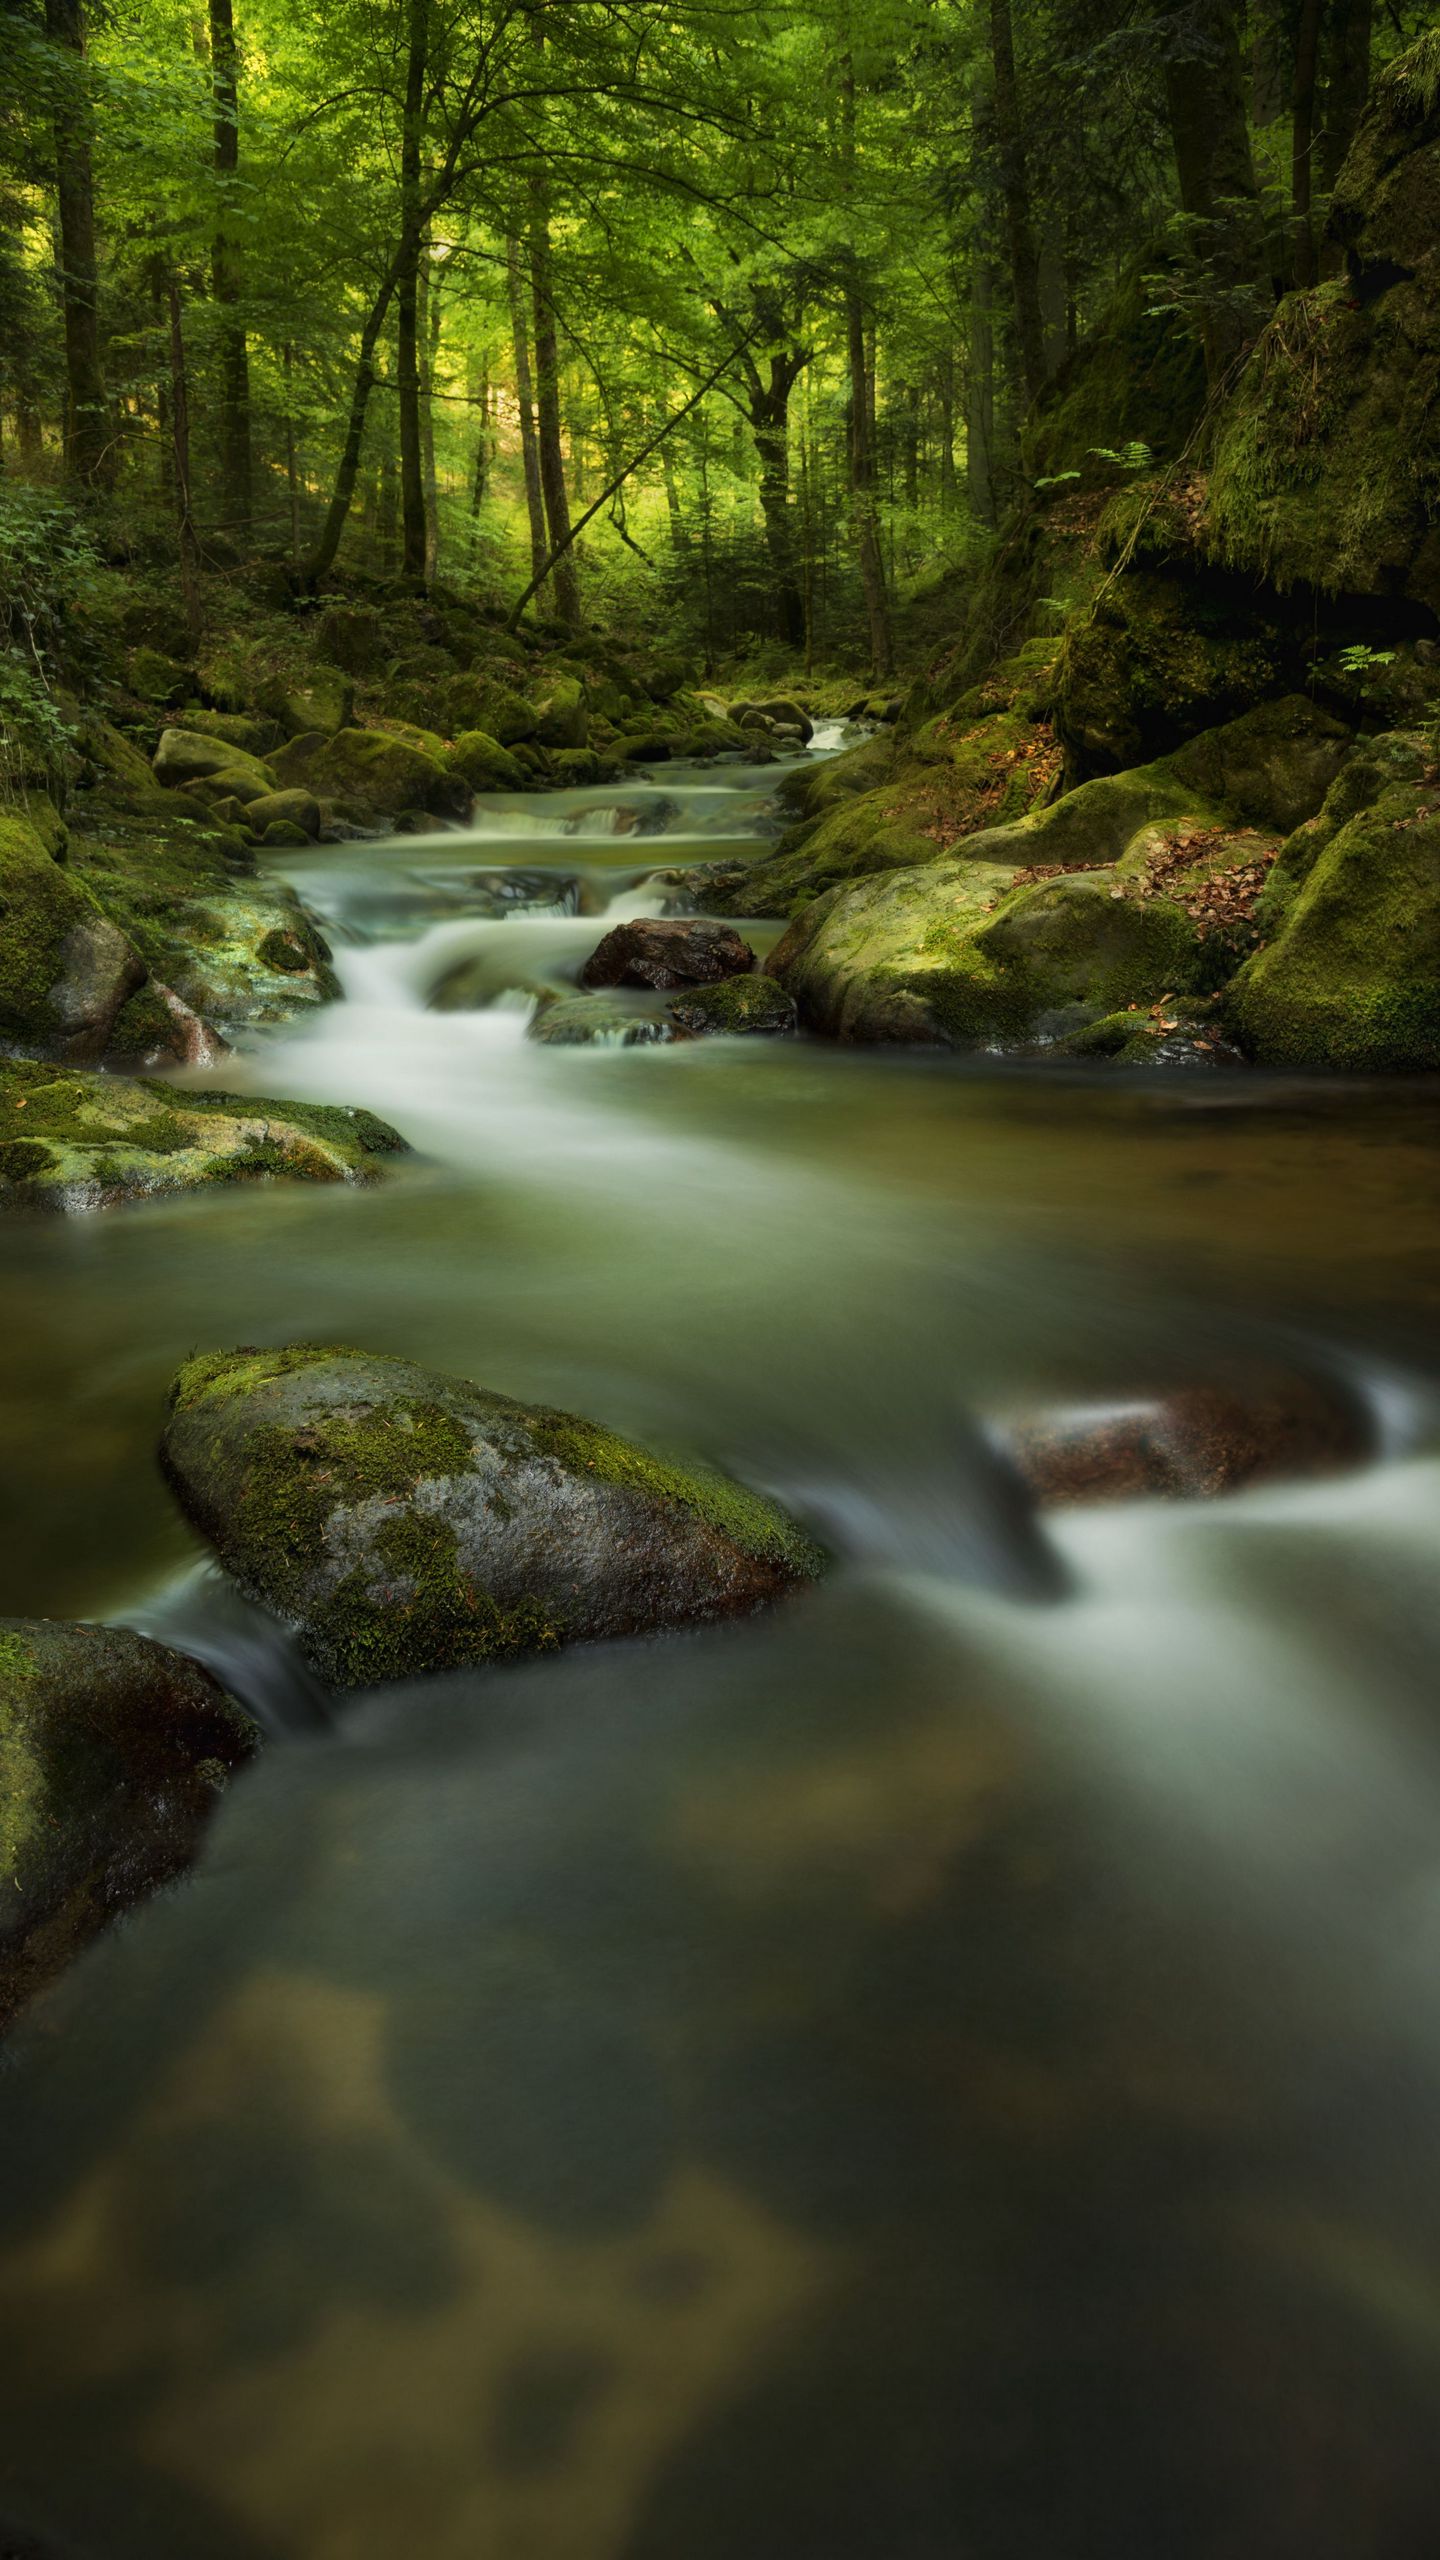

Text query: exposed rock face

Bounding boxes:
[668,977,799,1036]
[160,1346,827,1689]
[0,811,148,1061]
[0,1618,258,2026]
[0,1061,407,1210]
[1000,1371,1374,1506]
[1205,36,1440,612]
[579,919,756,991]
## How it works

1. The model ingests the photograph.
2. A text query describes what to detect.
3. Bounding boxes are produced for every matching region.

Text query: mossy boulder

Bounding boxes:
[533,677,588,749]
[770,855,1202,1048]
[435,674,538,744]
[256,674,354,740]
[0,811,148,1060]
[276,726,468,822]
[1257,728,1432,923]
[446,729,524,792]
[159,1346,826,1689]
[244,787,322,840]
[668,976,798,1037]
[0,1059,407,1209]
[179,709,285,759]
[1165,696,1353,835]
[126,647,193,707]
[1023,269,1209,485]
[1226,781,1440,1068]
[152,728,277,796]
[1205,41,1440,610]
[0,1617,258,2027]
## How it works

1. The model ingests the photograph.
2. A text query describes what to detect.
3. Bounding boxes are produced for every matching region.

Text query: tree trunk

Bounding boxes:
[378,443,397,572]
[44,0,111,489]
[395,0,428,581]
[166,278,202,649]
[1318,0,1372,263]
[659,433,687,553]
[967,258,997,527]
[528,180,580,624]
[846,280,892,679]
[419,243,441,583]
[1291,0,1323,289]
[282,340,300,560]
[208,0,252,543]
[1161,0,1271,380]
[938,344,957,512]
[506,239,548,585]
[751,384,804,649]
[988,0,1047,409]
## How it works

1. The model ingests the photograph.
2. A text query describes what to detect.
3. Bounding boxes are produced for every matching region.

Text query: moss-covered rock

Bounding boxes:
[316,604,386,675]
[0,1617,258,2027]
[127,647,193,707]
[668,976,798,1036]
[244,787,322,840]
[256,673,354,740]
[533,677,588,750]
[1226,781,1440,1068]
[769,853,1202,1049]
[1257,728,1432,924]
[159,1345,826,1689]
[432,673,539,744]
[1023,270,1209,486]
[446,729,524,791]
[152,728,278,796]
[0,1059,408,1209]
[1205,41,1440,610]
[0,810,148,1060]
[279,725,468,821]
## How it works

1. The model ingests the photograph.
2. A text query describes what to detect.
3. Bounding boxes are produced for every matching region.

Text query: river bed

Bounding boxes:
[1,742,1439,2557]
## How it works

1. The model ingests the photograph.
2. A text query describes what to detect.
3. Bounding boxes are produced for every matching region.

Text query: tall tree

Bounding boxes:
[507,235,549,587]
[44,0,111,488]
[528,175,580,624]
[987,0,1047,407]
[1159,0,1272,380]
[208,0,252,541]
[395,0,428,580]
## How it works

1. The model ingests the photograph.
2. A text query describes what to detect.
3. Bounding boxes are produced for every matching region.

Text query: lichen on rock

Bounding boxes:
[160,1345,826,1689]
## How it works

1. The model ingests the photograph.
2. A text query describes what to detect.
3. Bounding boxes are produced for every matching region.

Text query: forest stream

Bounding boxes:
[2,735,1440,2557]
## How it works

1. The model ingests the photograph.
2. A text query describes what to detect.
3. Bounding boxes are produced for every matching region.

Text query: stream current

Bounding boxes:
[2,736,1440,2557]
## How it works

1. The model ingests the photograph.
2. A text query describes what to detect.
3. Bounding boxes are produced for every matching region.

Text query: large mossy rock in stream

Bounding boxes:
[0,1618,258,2027]
[668,976,798,1037]
[0,1060,407,1210]
[579,918,756,991]
[272,726,469,822]
[0,810,147,1060]
[1204,37,1440,613]
[160,1347,827,1689]
[1225,780,1440,1069]
[771,858,1204,1048]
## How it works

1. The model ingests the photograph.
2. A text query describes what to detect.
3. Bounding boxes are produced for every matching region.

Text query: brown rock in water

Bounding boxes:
[579,918,756,992]
[1002,1370,1374,1508]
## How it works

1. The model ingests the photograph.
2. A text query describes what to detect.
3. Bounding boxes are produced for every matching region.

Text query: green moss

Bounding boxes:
[308,1509,563,1689]
[1227,785,1440,1067]
[528,1409,827,1575]
[0,1138,56,1181]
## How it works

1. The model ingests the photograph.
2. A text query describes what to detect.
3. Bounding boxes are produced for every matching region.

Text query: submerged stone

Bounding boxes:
[0,1618,258,2027]
[160,1345,827,1689]
[1000,1371,1374,1506]
[0,1060,407,1210]
[527,994,677,1046]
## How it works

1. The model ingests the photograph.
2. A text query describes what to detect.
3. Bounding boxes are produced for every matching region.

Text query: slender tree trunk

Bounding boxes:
[378,442,397,571]
[308,282,399,581]
[659,433,687,553]
[506,238,548,585]
[988,0,1046,409]
[528,179,579,624]
[469,360,489,522]
[938,344,957,512]
[395,0,428,581]
[1291,0,1323,288]
[208,0,252,543]
[419,244,441,582]
[1160,0,1270,380]
[16,388,44,469]
[44,0,111,489]
[166,278,202,648]
[282,340,300,559]
[840,53,892,678]
[752,391,804,648]
[967,258,997,527]
[1318,0,1372,274]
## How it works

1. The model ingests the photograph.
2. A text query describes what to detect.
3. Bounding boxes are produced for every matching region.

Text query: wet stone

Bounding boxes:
[579,919,757,993]
[1000,1369,1376,1507]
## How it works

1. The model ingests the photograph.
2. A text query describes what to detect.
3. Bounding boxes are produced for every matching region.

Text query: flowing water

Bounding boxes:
[2,734,1440,2558]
